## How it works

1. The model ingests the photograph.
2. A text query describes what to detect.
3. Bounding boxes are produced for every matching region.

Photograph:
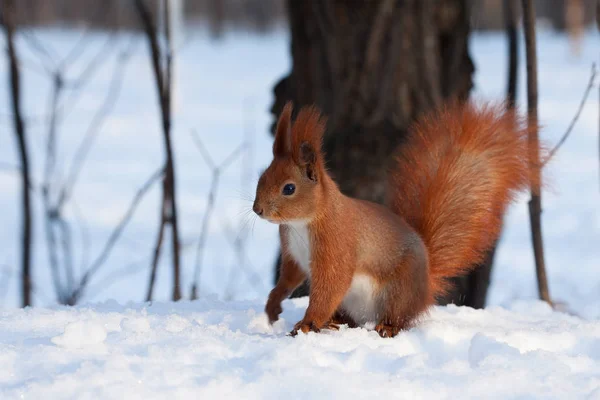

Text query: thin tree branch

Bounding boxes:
[146,178,167,302]
[221,216,265,296]
[2,0,33,307]
[190,132,246,299]
[31,34,131,304]
[544,63,597,165]
[59,48,133,207]
[62,33,119,90]
[135,0,182,301]
[20,30,57,73]
[40,70,66,302]
[70,198,91,279]
[164,0,173,98]
[504,0,519,109]
[58,27,92,69]
[191,172,219,300]
[135,0,165,95]
[68,167,165,304]
[58,218,75,295]
[522,0,551,304]
[190,129,216,169]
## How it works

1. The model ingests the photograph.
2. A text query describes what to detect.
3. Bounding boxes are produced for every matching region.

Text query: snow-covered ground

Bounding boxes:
[0,24,599,398]
[1,298,599,399]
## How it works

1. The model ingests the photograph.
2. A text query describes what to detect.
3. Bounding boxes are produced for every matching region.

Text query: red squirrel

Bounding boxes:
[253,101,537,338]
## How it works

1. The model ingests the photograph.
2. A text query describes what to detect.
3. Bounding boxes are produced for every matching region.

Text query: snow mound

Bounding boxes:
[1,298,599,399]
[51,320,108,350]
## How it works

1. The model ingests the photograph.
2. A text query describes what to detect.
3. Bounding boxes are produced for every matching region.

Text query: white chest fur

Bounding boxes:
[341,274,379,325]
[285,221,311,276]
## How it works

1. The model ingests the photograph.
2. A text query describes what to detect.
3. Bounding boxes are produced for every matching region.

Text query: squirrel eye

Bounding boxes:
[282,183,296,196]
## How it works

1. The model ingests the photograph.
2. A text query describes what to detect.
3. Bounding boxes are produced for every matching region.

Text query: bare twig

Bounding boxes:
[70,198,91,278]
[146,177,167,302]
[191,173,219,300]
[504,0,519,109]
[58,218,75,294]
[63,33,119,90]
[56,34,123,127]
[60,48,134,207]
[544,63,597,165]
[20,30,57,73]
[41,71,66,301]
[36,36,133,303]
[136,0,182,301]
[190,132,246,299]
[164,0,173,97]
[221,216,265,297]
[2,0,33,307]
[224,99,256,298]
[68,167,165,304]
[522,0,551,304]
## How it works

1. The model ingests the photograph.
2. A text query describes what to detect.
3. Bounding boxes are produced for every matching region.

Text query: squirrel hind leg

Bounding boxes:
[374,257,432,338]
[374,310,420,338]
[374,297,430,338]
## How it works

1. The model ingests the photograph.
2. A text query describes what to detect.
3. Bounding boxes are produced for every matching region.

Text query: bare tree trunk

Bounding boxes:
[135,0,182,301]
[522,0,551,304]
[272,0,487,305]
[2,0,33,307]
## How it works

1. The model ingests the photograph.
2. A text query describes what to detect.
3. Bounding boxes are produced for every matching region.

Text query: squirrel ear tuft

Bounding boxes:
[300,142,317,182]
[273,101,293,156]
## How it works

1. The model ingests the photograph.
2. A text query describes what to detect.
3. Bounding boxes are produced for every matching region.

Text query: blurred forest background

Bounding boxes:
[0,0,598,312]
[6,0,600,33]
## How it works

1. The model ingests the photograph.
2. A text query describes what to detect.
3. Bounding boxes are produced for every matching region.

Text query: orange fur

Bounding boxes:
[390,101,536,299]
[255,101,538,338]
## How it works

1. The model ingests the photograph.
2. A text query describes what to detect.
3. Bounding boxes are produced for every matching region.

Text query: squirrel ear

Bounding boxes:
[273,102,293,156]
[300,142,317,182]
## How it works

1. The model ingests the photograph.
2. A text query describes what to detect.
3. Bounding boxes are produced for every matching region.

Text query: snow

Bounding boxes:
[1,298,599,399]
[0,23,599,399]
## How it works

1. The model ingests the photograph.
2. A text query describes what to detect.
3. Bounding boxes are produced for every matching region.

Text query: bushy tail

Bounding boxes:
[390,101,538,299]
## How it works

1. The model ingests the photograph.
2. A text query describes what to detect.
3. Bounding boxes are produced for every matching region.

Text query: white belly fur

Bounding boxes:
[285,222,379,326]
[285,221,311,276]
[341,274,379,325]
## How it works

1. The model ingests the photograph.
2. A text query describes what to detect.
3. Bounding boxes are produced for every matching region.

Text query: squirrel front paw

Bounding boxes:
[288,320,340,336]
[289,320,320,336]
[265,298,283,325]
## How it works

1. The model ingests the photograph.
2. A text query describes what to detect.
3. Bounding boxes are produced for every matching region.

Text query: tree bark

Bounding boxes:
[2,0,33,307]
[522,0,551,304]
[272,0,491,306]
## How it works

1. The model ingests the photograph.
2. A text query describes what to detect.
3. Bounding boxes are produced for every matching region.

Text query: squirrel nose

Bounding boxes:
[253,203,263,216]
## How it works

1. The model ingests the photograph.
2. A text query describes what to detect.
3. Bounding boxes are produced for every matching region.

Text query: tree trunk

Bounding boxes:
[523,0,551,304]
[272,0,491,307]
[2,0,33,307]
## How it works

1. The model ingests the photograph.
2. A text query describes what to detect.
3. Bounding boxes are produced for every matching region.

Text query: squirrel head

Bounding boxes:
[253,102,326,224]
